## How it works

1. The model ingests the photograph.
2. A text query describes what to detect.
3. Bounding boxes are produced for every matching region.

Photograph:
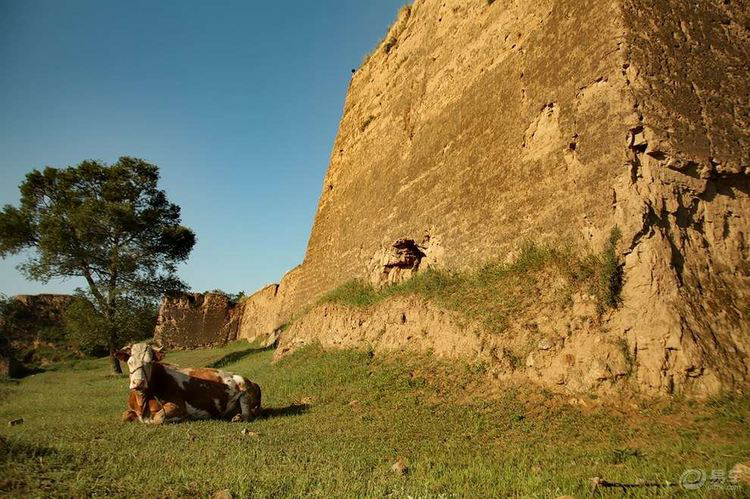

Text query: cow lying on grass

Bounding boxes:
[117,342,261,424]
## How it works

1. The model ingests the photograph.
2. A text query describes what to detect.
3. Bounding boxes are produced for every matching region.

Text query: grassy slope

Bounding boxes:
[317,238,623,335]
[1,342,749,497]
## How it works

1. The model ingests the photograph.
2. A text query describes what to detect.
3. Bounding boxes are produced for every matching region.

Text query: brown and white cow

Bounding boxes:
[117,342,261,424]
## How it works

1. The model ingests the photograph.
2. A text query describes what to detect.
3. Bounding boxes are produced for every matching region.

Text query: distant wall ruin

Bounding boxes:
[155,266,304,349]
[154,293,240,349]
[1,294,73,377]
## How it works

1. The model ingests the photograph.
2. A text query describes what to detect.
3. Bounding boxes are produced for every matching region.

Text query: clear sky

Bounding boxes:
[0,0,406,297]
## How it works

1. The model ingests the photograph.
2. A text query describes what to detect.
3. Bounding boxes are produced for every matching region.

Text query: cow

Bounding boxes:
[117,342,261,424]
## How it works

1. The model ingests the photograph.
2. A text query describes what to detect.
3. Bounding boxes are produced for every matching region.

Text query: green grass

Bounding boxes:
[615,337,636,378]
[1,342,748,497]
[593,227,623,312]
[320,235,624,334]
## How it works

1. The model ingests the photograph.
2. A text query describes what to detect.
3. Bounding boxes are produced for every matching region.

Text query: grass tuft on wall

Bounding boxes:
[320,230,624,334]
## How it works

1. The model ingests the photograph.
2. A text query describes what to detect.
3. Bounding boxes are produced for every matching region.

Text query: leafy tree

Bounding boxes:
[0,157,195,373]
[64,293,157,357]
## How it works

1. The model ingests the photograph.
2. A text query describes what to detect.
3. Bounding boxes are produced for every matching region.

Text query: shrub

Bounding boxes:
[615,337,634,377]
[581,227,623,313]
[64,294,157,357]
[63,297,108,356]
[208,290,246,305]
[0,295,71,370]
[598,227,623,309]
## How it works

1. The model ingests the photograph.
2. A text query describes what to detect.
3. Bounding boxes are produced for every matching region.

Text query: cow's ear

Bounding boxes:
[152,346,165,361]
[115,345,131,362]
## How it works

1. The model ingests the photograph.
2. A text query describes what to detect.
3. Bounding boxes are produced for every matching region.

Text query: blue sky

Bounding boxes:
[0,0,406,296]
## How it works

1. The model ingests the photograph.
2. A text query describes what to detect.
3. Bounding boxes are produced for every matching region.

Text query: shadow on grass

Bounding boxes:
[0,436,73,495]
[0,435,59,461]
[14,365,47,378]
[260,403,310,420]
[208,345,275,369]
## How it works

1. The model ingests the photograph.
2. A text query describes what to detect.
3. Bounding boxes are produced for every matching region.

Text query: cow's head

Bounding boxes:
[116,342,165,391]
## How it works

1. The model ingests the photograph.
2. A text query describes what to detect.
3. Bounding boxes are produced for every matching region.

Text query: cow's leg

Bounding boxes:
[122,410,139,422]
[123,390,142,422]
[231,380,261,422]
[231,392,251,422]
[149,402,185,425]
[248,381,262,418]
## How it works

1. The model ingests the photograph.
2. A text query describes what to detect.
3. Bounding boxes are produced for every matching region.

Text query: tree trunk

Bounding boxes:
[109,348,122,374]
[106,311,121,375]
[104,281,121,375]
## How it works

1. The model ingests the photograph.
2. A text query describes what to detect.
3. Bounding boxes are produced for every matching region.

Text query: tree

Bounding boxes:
[64,292,157,357]
[0,157,195,373]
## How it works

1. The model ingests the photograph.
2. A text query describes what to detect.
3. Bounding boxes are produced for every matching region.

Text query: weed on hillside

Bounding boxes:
[320,230,624,334]
[583,227,623,313]
[361,5,412,66]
